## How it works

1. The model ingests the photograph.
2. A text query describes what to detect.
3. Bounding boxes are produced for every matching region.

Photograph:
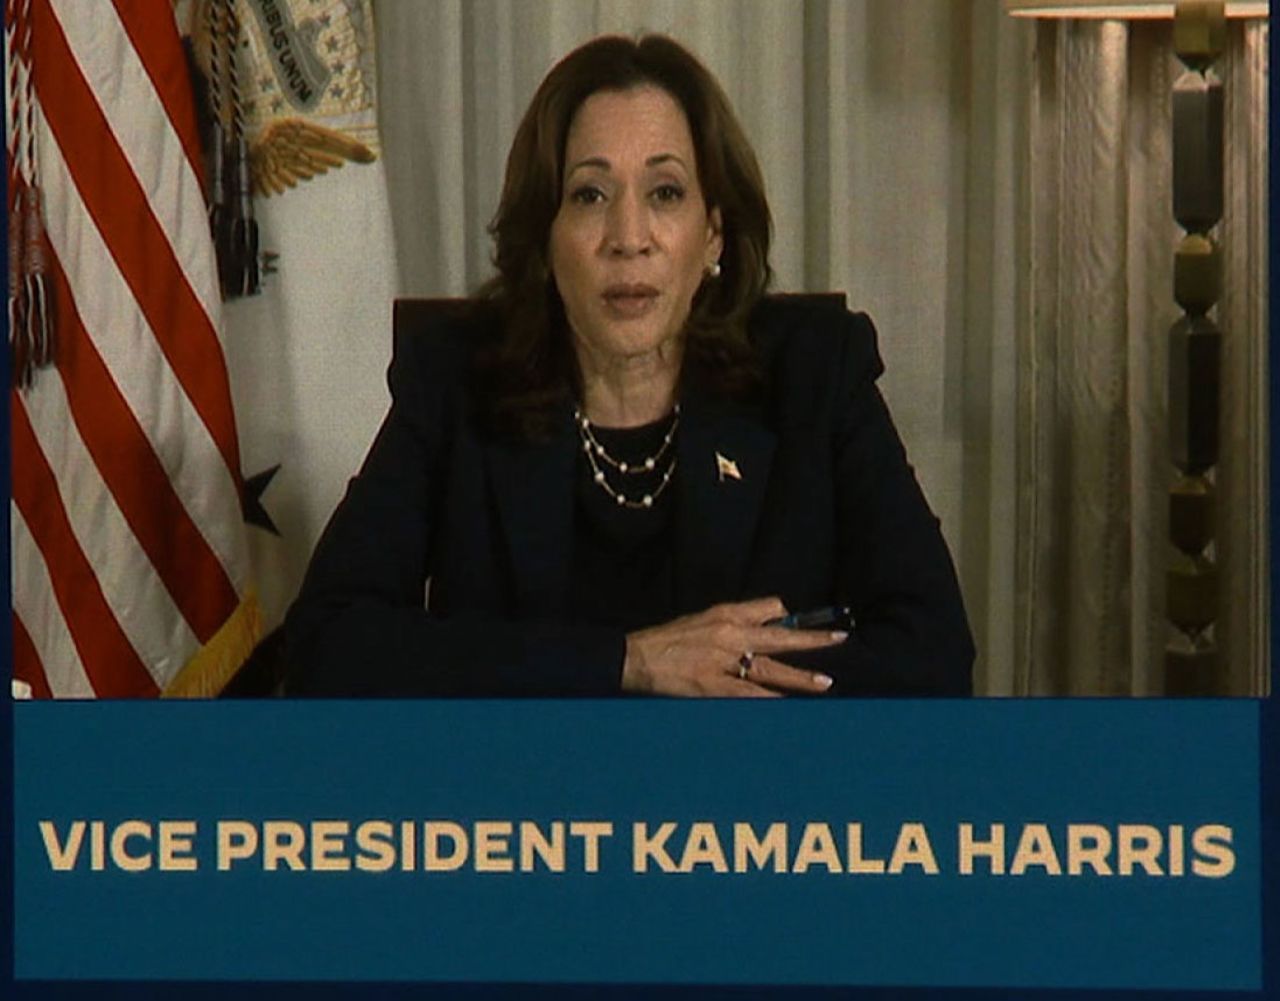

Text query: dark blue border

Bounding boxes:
[1257,8,1279,999]
[4,10,1276,1001]
[4,54,17,998]
[0,985,1269,1001]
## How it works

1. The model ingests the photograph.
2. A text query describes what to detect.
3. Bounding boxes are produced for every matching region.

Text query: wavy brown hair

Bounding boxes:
[473,34,773,441]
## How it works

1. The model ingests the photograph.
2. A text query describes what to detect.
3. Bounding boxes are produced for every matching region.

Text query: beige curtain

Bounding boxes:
[1019,18,1269,695]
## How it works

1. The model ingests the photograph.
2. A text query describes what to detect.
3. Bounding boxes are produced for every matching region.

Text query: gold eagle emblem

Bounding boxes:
[180,0,380,198]
[250,118,376,195]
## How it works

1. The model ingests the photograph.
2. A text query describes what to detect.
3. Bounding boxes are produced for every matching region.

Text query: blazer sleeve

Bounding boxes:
[789,311,975,696]
[283,327,625,697]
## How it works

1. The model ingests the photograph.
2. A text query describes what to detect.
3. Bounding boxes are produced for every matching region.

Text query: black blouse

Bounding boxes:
[569,415,678,633]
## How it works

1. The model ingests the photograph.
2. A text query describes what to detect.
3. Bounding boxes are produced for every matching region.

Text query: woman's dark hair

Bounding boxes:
[474,33,773,440]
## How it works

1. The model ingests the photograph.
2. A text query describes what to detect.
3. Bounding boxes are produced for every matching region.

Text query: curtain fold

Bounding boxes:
[1218,20,1270,697]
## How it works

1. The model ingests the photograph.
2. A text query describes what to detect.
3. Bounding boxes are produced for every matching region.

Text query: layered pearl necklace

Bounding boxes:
[574,404,679,510]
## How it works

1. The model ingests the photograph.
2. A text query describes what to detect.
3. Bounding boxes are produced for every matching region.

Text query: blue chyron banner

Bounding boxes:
[11,699,1261,990]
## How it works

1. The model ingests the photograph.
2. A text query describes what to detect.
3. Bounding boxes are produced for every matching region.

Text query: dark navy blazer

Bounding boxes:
[285,296,974,696]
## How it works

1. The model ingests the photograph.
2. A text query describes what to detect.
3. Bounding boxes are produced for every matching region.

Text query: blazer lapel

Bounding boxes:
[674,394,776,613]
[485,407,577,617]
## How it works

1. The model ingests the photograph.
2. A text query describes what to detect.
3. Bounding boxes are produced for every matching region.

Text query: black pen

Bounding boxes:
[766,606,854,631]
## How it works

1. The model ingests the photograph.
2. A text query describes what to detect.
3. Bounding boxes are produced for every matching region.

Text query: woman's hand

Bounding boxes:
[622,597,844,697]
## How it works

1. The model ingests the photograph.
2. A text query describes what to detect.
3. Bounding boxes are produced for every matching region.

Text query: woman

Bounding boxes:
[285,34,973,697]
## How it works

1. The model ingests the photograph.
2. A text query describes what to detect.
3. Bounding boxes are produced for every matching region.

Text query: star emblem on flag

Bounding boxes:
[242,464,282,536]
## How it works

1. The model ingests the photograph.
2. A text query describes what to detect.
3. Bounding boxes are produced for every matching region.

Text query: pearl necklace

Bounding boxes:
[574,405,679,510]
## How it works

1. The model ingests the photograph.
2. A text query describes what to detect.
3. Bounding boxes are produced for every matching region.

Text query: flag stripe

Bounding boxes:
[42,252,238,643]
[106,0,208,200]
[12,612,53,700]
[31,0,243,487]
[11,401,159,697]
[22,356,198,686]
[53,0,223,332]
[36,105,248,594]
[12,507,95,698]
[22,276,205,677]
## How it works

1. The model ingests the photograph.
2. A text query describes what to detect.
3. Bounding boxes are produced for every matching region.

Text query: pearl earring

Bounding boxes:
[708,260,722,279]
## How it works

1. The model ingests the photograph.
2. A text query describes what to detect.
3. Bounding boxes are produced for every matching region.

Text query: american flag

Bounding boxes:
[8,0,260,697]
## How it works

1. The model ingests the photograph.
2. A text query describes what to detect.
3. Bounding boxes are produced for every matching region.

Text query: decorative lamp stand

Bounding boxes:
[1165,0,1226,694]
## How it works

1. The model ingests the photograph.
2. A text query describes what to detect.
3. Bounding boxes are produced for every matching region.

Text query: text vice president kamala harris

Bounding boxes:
[285,34,974,699]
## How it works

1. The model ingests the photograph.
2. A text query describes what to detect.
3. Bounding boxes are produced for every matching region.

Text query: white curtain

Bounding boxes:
[1020,18,1269,695]
[223,0,1267,695]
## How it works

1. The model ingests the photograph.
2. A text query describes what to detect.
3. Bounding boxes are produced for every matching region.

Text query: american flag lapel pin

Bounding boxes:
[715,452,742,482]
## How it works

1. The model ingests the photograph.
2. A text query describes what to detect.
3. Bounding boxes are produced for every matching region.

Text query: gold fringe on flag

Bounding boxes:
[162,588,263,698]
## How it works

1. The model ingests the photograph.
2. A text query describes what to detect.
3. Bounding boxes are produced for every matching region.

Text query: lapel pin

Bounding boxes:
[715,452,742,482]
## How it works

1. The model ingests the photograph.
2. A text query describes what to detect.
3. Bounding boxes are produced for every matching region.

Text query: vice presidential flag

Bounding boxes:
[8,0,260,697]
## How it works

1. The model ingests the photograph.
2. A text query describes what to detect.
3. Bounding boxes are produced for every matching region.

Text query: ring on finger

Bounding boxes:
[737,651,754,680]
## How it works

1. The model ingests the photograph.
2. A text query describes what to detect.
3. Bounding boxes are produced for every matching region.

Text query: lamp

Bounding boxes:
[1005,0,1268,694]
[1006,1,1267,16]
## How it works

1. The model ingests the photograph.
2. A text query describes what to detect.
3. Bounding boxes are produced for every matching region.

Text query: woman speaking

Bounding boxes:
[285,34,973,697]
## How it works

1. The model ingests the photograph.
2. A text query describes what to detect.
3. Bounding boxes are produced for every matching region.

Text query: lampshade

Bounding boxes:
[1005,0,1268,16]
